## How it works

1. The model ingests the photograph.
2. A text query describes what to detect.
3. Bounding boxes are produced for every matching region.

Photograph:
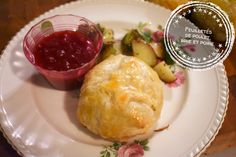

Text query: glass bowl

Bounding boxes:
[23,15,103,90]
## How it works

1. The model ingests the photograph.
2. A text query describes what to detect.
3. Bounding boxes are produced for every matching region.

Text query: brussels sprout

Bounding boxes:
[164,50,175,65]
[121,29,141,55]
[100,45,116,61]
[97,24,115,44]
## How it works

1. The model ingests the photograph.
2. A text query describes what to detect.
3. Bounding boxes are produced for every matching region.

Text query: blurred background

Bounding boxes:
[147,0,236,31]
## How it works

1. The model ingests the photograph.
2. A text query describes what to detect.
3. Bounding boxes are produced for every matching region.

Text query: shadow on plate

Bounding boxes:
[8,45,111,144]
[63,90,112,143]
[29,73,55,90]
[8,45,56,90]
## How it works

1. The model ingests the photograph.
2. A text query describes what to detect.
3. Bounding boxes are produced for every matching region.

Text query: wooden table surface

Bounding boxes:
[0,0,236,157]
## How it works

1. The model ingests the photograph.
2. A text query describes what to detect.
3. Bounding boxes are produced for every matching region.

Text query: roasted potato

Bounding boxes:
[132,40,157,67]
[153,61,176,83]
[150,42,165,59]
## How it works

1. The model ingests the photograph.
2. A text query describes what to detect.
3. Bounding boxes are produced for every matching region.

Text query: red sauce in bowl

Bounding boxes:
[23,15,103,90]
[34,30,96,71]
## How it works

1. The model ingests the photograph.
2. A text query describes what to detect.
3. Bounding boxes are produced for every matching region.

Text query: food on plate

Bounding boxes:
[119,23,176,82]
[153,61,176,83]
[98,44,117,61]
[121,29,141,55]
[97,24,115,44]
[77,54,163,141]
[132,40,157,66]
[150,42,165,59]
[163,47,175,65]
[33,30,98,71]
[97,23,181,85]
[96,24,122,63]
[23,15,103,90]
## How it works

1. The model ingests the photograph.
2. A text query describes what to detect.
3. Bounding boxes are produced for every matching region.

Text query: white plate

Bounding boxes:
[0,0,228,157]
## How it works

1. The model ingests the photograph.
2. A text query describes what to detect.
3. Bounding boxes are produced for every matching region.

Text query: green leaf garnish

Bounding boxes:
[138,22,151,30]
[112,142,122,150]
[142,31,152,43]
[137,22,152,43]
[135,139,150,151]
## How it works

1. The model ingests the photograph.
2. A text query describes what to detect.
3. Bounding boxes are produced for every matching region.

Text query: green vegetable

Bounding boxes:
[137,22,150,30]
[164,50,175,65]
[101,45,116,60]
[113,41,122,54]
[160,39,175,65]
[97,45,117,63]
[97,23,105,33]
[97,24,115,44]
[137,22,152,43]
[103,28,115,44]
[135,139,150,151]
[141,31,152,43]
[121,29,141,55]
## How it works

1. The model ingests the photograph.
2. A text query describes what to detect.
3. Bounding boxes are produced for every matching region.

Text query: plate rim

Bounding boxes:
[0,0,229,157]
[186,64,229,157]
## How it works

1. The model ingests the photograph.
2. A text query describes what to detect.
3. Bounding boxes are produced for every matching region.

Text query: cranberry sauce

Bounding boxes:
[34,30,96,71]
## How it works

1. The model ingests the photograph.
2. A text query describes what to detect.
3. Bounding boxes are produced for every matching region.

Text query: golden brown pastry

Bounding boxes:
[77,54,163,141]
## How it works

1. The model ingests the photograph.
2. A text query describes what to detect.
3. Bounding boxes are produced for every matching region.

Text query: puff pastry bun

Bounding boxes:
[77,54,163,141]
